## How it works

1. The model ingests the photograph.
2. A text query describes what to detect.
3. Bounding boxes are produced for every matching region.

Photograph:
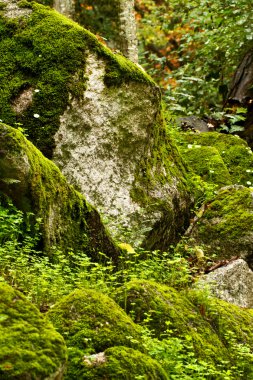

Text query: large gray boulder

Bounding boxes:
[198,259,253,308]
[0,1,190,249]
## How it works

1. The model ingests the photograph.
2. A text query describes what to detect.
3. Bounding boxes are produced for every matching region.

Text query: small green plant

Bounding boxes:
[141,324,232,379]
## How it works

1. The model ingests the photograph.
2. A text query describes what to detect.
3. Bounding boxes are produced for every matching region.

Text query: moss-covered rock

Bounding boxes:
[178,131,253,187]
[113,279,228,364]
[185,185,253,263]
[0,123,119,260]
[0,0,191,249]
[47,288,145,377]
[0,281,67,379]
[68,346,168,380]
[0,0,153,157]
[114,280,253,375]
[188,289,253,377]
[179,144,232,187]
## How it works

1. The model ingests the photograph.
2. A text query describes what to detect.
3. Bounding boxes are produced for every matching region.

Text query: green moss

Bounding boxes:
[0,123,120,260]
[188,185,253,260]
[200,186,253,237]
[179,145,232,187]
[0,281,67,379]
[68,346,169,380]
[47,288,146,377]
[188,289,253,377]
[114,280,253,375]
[180,132,253,187]
[0,2,154,157]
[113,280,229,364]
[47,288,143,353]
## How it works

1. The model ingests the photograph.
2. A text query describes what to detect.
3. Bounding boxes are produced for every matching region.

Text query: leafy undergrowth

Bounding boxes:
[1,196,253,379]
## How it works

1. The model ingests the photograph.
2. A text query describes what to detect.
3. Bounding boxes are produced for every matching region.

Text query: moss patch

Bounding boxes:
[179,132,253,187]
[114,279,253,374]
[188,289,253,377]
[0,2,154,157]
[179,144,232,187]
[0,281,67,379]
[0,123,119,260]
[47,288,143,353]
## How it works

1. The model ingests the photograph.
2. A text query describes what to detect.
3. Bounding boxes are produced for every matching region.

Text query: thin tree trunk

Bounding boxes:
[53,0,138,63]
[227,49,253,104]
[53,0,75,19]
[118,0,138,62]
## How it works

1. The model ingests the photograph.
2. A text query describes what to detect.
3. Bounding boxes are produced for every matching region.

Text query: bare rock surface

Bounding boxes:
[199,259,253,308]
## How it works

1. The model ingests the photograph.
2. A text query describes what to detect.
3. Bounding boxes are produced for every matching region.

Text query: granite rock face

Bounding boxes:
[53,52,189,246]
[199,259,253,308]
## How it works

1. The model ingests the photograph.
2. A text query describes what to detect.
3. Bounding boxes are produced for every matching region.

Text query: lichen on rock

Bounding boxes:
[0,281,67,379]
[197,259,253,308]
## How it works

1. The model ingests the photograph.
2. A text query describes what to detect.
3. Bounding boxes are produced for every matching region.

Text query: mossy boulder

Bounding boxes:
[185,185,253,263]
[0,123,119,260]
[178,131,253,187]
[113,279,228,364]
[47,288,145,376]
[114,280,253,374]
[188,289,253,376]
[68,346,168,380]
[0,1,191,249]
[179,144,232,187]
[0,281,67,379]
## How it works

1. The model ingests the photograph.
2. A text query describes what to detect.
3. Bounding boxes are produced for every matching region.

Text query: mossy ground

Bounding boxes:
[0,1,154,158]
[180,145,232,187]
[114,279,253,375]
[0,281,67,379]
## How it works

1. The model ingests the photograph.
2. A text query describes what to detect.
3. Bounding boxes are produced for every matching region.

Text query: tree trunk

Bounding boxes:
[53,0,138,62]
[227,49,253,103]
[226,49,253,147]
[53,0,75,19]
[118,0,138,62]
